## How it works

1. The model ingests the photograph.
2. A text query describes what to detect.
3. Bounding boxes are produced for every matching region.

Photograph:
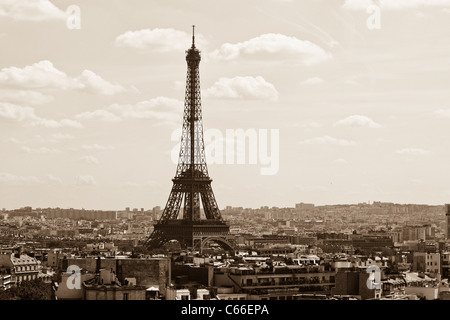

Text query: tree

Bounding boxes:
[0,278,53,300]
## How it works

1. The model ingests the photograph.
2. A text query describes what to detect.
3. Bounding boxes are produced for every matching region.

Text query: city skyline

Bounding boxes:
[1,1,450,210]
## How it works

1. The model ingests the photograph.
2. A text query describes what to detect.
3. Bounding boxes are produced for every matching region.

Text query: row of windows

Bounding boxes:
[17,274,37,282]
[15,265,38,272]
[242,276,332,286]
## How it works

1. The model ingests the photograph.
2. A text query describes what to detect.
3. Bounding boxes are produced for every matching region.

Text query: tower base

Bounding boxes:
[146,220,234,252]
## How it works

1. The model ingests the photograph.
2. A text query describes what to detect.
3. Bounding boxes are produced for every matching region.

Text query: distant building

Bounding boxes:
[332,266,384,300]
[83,269,146,300]
[441,252,450,279]
[165,288,191,300]
[47,250,61,268]
[403,272,440,300]
[83,242,118,256]
[214,264,335,300]
[152,206,161,221]
[413,252,440,275]
[295,203,315,211]
[55,270,95,300]
[351,235,393,252]
[403,225,426,241]
[0,252,40,284]
[57,256,171,297]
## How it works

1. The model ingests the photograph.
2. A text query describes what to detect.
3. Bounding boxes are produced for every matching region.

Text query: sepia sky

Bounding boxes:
[1,0,450,210]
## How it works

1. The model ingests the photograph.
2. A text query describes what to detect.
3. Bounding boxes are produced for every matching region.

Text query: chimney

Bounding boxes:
[62,256,68,271]
[95,256,101,274]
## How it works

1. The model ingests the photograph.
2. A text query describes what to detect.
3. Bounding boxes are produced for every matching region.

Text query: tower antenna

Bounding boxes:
[192,25,195,48]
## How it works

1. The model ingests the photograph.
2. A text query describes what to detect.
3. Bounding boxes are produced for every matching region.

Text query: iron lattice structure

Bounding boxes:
[145,27,232,252]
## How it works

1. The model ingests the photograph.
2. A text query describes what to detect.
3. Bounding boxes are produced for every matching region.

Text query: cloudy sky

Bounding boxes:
[1,0,450,210]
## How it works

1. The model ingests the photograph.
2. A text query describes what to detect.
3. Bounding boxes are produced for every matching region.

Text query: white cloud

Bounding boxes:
[343,0,450,10]
[0,89,53,105]
[76,109,122,122]
[0,172,62,185]
[21,146,60,154]
[108,96,183,125]
[76,70,126,96]
[1,102,83,128]
[0,60,127,96]
[300,135,356,146]
[0,172,62,186]
[8,134,73,145]
[114,28,207,52]
[301,77,324,85]
[30,117,84,129]
[0,60,76,89]
[396,148,432,156]
[79,155,100,165]
[0,0,68,21]
[203,76,279,100]
[334,115,381,128]
[76,175,96,186]
[0,102,36,121]
[60,119,83,128]
[81,144,114,151]
[210,33,331,65]
[0,172,41,185]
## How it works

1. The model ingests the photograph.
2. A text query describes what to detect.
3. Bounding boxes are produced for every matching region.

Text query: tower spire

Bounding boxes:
[192,24,195,48]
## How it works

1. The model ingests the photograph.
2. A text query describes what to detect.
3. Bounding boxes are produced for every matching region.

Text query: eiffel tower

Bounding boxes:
[145,26,233,252]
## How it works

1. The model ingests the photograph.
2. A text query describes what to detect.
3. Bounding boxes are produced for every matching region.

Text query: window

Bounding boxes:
[181,295,189,300]
[123,293,129,300]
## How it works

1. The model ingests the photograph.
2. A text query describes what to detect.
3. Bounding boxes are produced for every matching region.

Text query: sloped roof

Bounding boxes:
[10,254,38,266]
